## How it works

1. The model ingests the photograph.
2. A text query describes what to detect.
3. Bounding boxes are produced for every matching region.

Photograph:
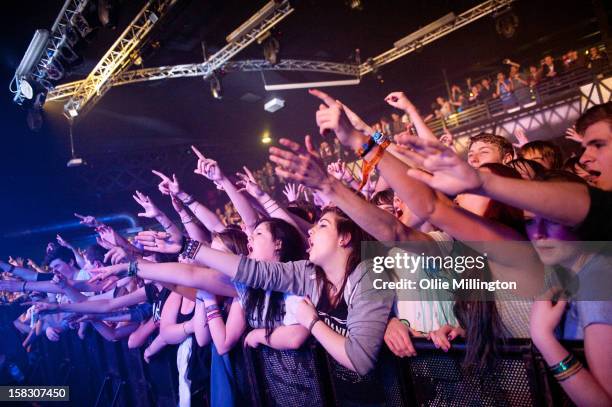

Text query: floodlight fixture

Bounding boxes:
[393,13,456,49]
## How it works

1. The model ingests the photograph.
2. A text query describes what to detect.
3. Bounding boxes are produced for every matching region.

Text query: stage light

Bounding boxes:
[346,0,363,10]
[210,73,222,99]
[262,33,280,65]
[494,8,519,39]
[64,101,79,119]
[19,79,34,99]
[264,97,285,112]
[261,131,272,144]
[15,29,50,79]
[67,157,85,167]
[394,13,456,49]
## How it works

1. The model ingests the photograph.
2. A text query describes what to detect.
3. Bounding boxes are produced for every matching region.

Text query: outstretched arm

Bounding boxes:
[385,92,437,142]
[269,137,432,243]
[191,146,259,232]
[91,260,237,297]
[399,136,591,226]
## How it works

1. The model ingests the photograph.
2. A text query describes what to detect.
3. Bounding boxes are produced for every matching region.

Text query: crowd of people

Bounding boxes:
[367,45,610,135]
[1,81,611,405]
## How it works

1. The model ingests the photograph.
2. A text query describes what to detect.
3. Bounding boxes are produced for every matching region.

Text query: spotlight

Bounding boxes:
[264,97,285,112]
[19,79,34,99]
[97,0,118,28]
[261,131,272,144]
[64,100,80,119]
[494,8,519,39]
[346,0,363,10]
[262,34,280,65]
[210,73,222,99]
[67,157,85,167]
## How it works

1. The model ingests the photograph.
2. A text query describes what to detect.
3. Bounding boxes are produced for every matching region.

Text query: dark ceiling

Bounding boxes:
[0,0,607,258]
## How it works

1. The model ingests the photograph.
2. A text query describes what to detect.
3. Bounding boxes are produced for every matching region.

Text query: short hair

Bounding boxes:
[519,140,563,169]
[84,244,107,265]
[468,133,514,159]
[575,102,612,134]
[370,189,394,207]
[44,246,76,266]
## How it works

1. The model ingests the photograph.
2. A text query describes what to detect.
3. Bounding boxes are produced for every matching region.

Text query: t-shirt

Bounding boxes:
[317,296,386,404]
[576,187,612,241]
[546,254,612,340]
[234,283,301,328]
[393,231,458,333]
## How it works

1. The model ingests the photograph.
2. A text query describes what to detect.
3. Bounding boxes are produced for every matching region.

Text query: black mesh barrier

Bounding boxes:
[0,305,591,406]
[245,340,335,407]
[399,339,541,407]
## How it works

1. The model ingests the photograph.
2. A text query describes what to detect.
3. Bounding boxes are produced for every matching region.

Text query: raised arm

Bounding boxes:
[169,195,209,243]
[385,92,437,142]
[269,137,432,243]
[132,190,183,245]
[153,168,224,234]
[191,146,259,232]
[56,235,86,269]
[236,166,311,237]
[400,136,591,226]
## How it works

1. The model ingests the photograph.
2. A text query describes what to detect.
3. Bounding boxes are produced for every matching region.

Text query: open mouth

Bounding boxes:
[247,243,253,254]
[307,238,313,253]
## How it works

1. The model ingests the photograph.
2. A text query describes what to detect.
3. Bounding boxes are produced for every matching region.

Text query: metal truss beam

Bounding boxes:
[12,0,90,104]
[64,0,178,119]
[47,59,358,101]
[359,0,515,76]
[62,0,293,115]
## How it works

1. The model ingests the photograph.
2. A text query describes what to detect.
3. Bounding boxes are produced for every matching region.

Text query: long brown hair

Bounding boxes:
[315,207,373,311]
[454,163,525,371]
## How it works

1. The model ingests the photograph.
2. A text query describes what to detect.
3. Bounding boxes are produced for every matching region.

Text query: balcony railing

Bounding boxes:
[427,66,612,136]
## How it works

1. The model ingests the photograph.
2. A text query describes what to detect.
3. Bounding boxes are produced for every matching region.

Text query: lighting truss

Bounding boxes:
[48,0,513,105]
[359,0,515,76]
[63,0,177,119]
[11,0,90,104]
[60,0,293,116]
[47,59,358,100]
